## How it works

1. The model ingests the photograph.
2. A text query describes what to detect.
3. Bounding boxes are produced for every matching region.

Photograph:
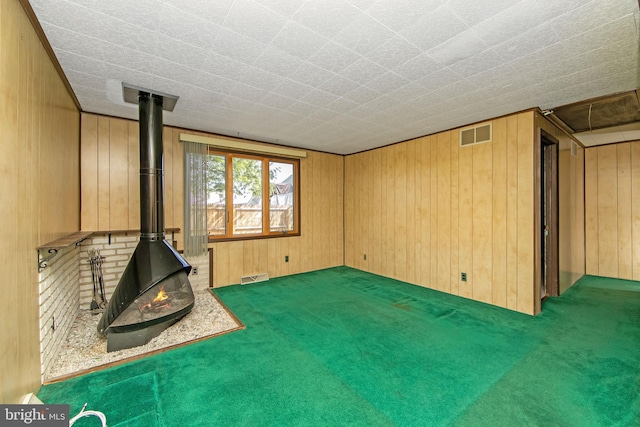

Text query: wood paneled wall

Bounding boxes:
[585,142,640,280]
[345,112,540,314]
[0,0,80,403]
[535,113,585,292]
[80,114,344,285]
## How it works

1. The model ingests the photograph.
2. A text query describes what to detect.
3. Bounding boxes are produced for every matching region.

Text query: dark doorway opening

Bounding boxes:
[540,130,559,298]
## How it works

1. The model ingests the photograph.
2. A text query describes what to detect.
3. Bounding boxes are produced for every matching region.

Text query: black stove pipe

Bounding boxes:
[139,92,165,241]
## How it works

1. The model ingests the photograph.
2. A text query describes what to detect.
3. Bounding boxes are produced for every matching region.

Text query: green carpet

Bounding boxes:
[38,267,640,426]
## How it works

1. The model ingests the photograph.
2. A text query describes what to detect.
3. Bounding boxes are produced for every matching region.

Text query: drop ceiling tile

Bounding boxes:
[32,0,99,37]
[100,22,158,57]
[533,0,586,20]
[446,0,519,27]
[365,71,410,93]
[253,47,304,77]
[346,0,378,9]
[386,83,427,101]
[428,29,488,66]
[551,0,634,40]
[287,101,319,116]
[209,28,268,65]
[159,4,220,50]
[339,58,387,85]
[332,14,396,56]
[149,76,195,100]
[184,86,228,105]
[491,22,560,63]
[194,71,238,96]
[54,49,106,77]
[201,53,251,80]
[259,93,298,110]
[270,22,329,60]
[150,57,199,86]
[342,86,382,104]
[223,0,289,44]
[326,96,361,113]
[414,67,464,91]
[466,64,523,94]
[309,108,341,121]
[320,74,363,95]
[472,1,546,47]
[240,67,285,92]
[400,5,468,51]
[271,79,315,99]
[510,42,570,80]
[219,95,264,114]
[561,14,637,58]
[431,79,478,100]
[156,35,208,69]
[65,69,105,90]
[362,93,399,111]
[366,36,423,69]
[347,103,380,119]
[307,41,362,73]
[300,90,340,108]
[163,0,235,25]
[288,62,335,87]
[292,0,362,38]
[39,24,106,60]
[392,54,443,81]
[447,48,505,79]
[101,43,158,75]
[254,0,305,17]
[364,0,443,32]
[109,64,155,90]
[229,82,271,103]
[86,0,163,31]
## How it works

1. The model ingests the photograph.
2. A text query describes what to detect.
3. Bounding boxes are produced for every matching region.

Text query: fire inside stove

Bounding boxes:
[109,271,194,332]
[141,287,170,311]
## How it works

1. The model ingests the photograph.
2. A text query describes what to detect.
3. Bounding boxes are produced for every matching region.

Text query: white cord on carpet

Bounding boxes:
[69,403,107,426]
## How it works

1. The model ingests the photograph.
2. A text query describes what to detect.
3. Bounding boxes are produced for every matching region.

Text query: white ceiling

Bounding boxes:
[29,0,640,155]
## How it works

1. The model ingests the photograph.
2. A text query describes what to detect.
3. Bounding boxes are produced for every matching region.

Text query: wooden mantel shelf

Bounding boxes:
[37,231,93,272]
[37,231,93,251]
[37,229,181,272]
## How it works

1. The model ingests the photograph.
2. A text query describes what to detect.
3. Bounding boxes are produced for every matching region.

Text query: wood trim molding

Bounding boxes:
[180,133,307,158]
[18,0,81,110]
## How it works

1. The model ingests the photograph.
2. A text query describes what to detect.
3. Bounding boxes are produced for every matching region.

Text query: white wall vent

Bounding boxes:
[571,140,578,157]
[240,273,269,285]
[460,123,492,146]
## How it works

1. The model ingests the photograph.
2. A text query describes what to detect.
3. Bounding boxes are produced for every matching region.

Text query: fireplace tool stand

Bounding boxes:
[88,249,107,314]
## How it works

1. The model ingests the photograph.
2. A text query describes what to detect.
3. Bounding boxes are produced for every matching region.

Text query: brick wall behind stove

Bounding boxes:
[39,245,80,380]
[79,235,209,310]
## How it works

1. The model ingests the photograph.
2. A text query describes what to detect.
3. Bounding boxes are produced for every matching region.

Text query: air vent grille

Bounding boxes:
[571,140,578,157]
[460,123,492,146]
[240,273,269,285]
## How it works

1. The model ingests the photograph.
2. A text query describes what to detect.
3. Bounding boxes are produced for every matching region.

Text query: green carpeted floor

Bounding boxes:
[38,267,640,426]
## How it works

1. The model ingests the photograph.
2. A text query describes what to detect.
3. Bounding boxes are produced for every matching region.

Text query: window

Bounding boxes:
[206,149,300,240]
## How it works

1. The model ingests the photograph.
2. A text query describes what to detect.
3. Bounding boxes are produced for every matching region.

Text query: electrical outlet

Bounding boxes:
[461,272,467,282]
[285,255,289,262]
[363,254,367,260]
[192,267,198,275]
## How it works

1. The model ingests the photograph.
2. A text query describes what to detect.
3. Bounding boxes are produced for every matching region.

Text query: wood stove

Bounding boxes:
[98,87,194,352]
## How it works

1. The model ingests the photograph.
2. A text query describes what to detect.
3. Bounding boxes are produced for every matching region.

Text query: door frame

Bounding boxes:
[536,129,560,303]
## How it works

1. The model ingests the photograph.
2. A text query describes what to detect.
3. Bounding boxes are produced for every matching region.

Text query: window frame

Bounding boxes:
[206,148,301,242]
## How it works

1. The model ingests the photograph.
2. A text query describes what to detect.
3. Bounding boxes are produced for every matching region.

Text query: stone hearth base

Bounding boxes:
[45,289,241,382]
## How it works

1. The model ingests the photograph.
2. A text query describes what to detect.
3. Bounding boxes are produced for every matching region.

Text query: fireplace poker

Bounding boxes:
[96,250,107,308]
[88,250,99,312]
